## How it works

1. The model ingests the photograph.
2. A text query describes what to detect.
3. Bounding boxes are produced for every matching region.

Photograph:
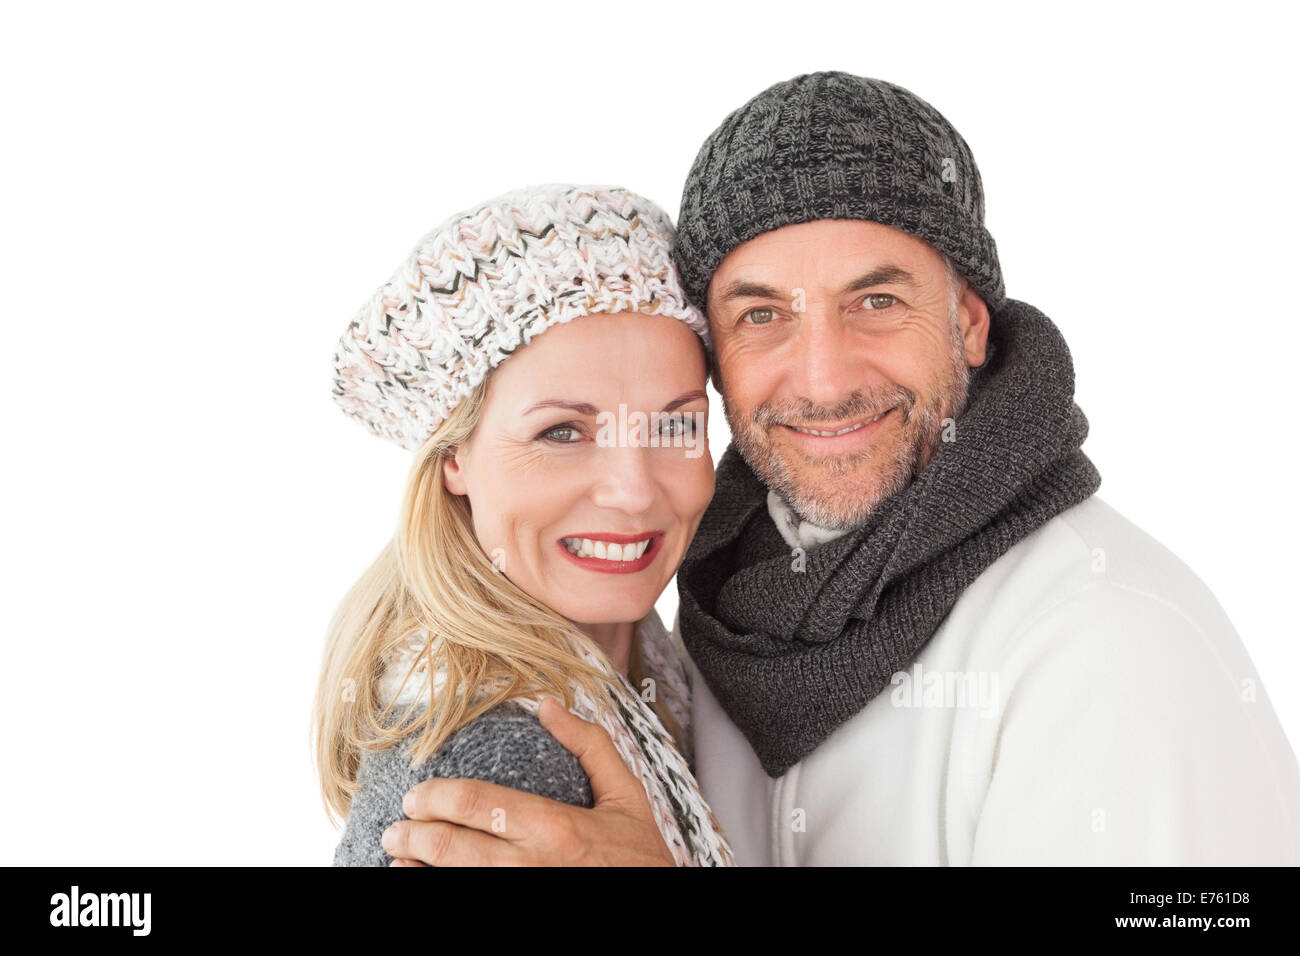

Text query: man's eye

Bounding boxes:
[741,307,776,325]
[863,293,898,310]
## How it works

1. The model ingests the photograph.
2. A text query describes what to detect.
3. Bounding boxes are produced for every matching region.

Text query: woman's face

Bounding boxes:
[442,311,714,625]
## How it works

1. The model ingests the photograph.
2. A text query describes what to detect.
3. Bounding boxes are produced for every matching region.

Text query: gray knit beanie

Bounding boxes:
[674,71,1006,316]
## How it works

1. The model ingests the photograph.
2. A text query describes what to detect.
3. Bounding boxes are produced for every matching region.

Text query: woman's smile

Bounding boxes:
[556,531,665,574]
[439,310,713,622]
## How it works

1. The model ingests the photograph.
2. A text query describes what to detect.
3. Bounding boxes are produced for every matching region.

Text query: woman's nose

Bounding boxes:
[589,441,657,515]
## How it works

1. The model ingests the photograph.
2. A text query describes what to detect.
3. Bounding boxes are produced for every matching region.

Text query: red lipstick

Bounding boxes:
[556,531,664,574]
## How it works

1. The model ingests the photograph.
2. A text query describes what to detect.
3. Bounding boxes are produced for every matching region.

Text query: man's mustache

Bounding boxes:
[750,386,917,429]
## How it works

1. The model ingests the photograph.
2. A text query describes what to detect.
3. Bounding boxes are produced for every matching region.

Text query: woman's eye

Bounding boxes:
[540,424,582,443]
[660,414,697,438]
[741,307,776,325]
[862,293,898,311]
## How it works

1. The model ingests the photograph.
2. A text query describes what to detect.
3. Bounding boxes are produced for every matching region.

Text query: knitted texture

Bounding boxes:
[333,184,710,451]
[333,702,593,867]
[376,612,694,767]
[377,611,735,867]
[766,488,849,552]
[676,298,1101,777]
[674,71,1005,315]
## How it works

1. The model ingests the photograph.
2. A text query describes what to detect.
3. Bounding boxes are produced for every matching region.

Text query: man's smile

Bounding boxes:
[776,407,897,452]
[782,406,895,437]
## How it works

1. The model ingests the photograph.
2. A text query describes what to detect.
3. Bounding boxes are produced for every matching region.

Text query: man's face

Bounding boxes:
[706,219,991,530]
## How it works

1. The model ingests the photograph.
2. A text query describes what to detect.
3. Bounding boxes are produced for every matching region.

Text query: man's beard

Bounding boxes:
[723,315,973,532]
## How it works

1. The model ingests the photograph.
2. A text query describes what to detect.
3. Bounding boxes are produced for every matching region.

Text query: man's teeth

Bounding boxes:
[790,409,889,436]
[561,537,653,560]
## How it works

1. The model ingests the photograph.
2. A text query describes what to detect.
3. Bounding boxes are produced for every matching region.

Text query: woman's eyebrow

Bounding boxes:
[522,399,601,416]
[663,389,708,412]
[522,389,707,416]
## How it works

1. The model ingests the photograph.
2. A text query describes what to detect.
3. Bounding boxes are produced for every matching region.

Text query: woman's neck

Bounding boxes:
[576,619,637,677]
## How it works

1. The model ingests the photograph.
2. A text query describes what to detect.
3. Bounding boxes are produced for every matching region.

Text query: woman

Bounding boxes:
[314,183,735,866]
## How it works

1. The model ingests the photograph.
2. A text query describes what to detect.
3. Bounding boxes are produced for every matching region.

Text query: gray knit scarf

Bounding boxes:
[677,298,1102,777]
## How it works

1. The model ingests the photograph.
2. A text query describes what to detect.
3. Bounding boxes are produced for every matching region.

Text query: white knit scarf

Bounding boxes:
[378,611,736,867]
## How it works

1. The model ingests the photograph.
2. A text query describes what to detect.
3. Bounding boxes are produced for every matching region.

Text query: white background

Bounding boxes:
[1,1,1295,865]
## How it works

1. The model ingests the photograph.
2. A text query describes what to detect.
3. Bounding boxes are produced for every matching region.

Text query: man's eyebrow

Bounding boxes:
[522,389,707,416]
[715,279,787,304]
[835,265,922,295]
[715,264,921,304]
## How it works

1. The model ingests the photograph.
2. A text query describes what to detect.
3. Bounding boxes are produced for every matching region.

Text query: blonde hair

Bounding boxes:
[312,375,685,825]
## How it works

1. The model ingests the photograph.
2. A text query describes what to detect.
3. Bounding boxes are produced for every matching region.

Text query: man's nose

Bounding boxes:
[789,306,867,406]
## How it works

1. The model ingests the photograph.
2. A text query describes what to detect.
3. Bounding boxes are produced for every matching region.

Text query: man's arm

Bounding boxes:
[383,697,678,866]
[968,584,1300,865]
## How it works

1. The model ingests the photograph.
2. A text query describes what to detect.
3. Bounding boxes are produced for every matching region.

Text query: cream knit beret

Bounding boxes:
[331,183,711,452]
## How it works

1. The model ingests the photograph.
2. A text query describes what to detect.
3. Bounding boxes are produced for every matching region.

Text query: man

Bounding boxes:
[380,71,1300,865]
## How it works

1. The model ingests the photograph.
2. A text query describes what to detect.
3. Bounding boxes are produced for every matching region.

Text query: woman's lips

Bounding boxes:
[556,532,663,574]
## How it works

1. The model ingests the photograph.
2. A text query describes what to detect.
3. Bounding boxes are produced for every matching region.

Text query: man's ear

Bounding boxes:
[441,444,468,496]
[958,283,992,368]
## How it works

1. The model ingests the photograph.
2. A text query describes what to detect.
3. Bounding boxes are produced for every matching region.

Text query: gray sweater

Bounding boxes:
[333,701,594,866]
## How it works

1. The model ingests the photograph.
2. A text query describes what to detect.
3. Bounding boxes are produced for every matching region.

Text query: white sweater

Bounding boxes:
[674,493,1300,865]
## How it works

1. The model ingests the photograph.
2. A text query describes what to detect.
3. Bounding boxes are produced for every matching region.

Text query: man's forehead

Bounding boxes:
[708,220,941,295]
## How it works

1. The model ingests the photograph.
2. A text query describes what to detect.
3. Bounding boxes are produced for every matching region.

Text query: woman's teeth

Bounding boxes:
[790,409,890,436]
[562,537,652,561]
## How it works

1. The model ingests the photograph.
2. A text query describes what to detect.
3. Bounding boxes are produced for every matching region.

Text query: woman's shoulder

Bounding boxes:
[332,701,592,867]
[411,700,592,800]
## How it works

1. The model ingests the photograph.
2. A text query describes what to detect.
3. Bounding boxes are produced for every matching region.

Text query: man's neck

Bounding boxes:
[766,490,852,551]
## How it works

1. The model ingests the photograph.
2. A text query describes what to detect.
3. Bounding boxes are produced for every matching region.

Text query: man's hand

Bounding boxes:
[381,697,677,866]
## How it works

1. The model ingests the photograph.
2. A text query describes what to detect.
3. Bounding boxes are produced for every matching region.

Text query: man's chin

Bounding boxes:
[783,488,879,530]
[734,431,909,525]
[767,467,888,529]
